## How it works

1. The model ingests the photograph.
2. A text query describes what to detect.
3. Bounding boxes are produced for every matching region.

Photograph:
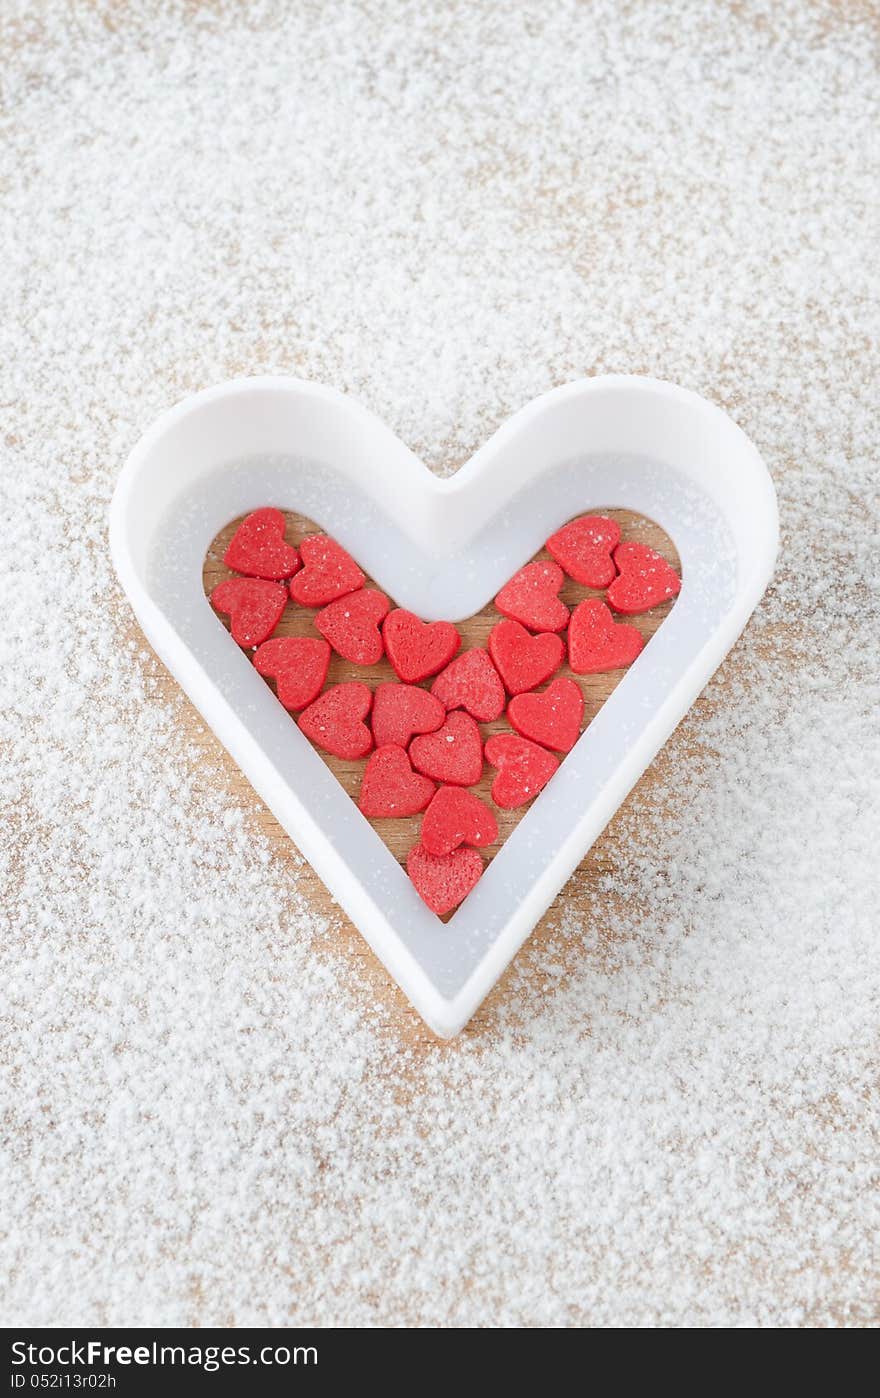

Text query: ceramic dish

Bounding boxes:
[110,375,778,1035]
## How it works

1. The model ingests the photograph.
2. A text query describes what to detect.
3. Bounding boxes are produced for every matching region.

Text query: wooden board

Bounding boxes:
[198,509,680,945]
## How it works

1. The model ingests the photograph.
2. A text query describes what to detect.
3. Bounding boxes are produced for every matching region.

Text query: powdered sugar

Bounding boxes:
[1,0,878,1326]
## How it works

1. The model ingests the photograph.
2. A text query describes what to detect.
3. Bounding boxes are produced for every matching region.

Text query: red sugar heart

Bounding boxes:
[358,745,436,818]
[406,843,484,916]
[210,578,288,648]
[289,535,366,607]
[409,711,483,786]
[223,508,301,580]
[298,682,373,759]
[568,598,645,673]
[371,683,445,749]
[494,560,569,633]
[430,648,506,722]
[420,785,498,857]
[606,542,681,614]
[507,677,584,753]
[383,609,461,683]
[484,733,559,809]
[488,619,565,696]
[314,587,390,664]
[253,636,330,710]
[546,514,620,587]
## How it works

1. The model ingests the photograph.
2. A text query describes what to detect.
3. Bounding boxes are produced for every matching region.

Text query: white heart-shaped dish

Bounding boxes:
[110,375,777,1036]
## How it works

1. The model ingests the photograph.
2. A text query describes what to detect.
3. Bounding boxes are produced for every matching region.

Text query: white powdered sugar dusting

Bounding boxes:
[1,0,878,1327]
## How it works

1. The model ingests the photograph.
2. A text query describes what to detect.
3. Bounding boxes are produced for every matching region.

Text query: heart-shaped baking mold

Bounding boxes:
[110,375,778,1036]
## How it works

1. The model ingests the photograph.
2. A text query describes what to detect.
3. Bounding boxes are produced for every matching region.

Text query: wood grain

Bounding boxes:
[201,511,679,929]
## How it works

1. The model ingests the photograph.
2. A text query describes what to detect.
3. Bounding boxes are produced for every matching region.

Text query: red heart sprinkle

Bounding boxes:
[289,535,366,607]
[253,636,330,710]
[409,711,483,786]
[406,842,483,916]
[430,647,505,721]
[358,745,436,818]
[488,619,565,695]
[421,785,498,857]
[314,587,390,664]
[210,578,287,647]
[484,733,559,809]
[507,677,584,753]
[383,609,461,683]
[298,682,373,759]
[606,542,681,614]
[494,560,569,633]
[546,514,620,587]
[568,598,645,673]
[371,683,445,749]
[223,508,301,580]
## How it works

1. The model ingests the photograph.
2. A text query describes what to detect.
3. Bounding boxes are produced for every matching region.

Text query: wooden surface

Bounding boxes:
[198,509,680,956]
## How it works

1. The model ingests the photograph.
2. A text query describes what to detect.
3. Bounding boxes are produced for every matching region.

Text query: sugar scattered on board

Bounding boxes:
[1,0,879,1327]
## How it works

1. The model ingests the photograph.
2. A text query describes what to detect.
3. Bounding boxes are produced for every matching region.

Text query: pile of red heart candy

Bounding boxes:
[210,508,680,915]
